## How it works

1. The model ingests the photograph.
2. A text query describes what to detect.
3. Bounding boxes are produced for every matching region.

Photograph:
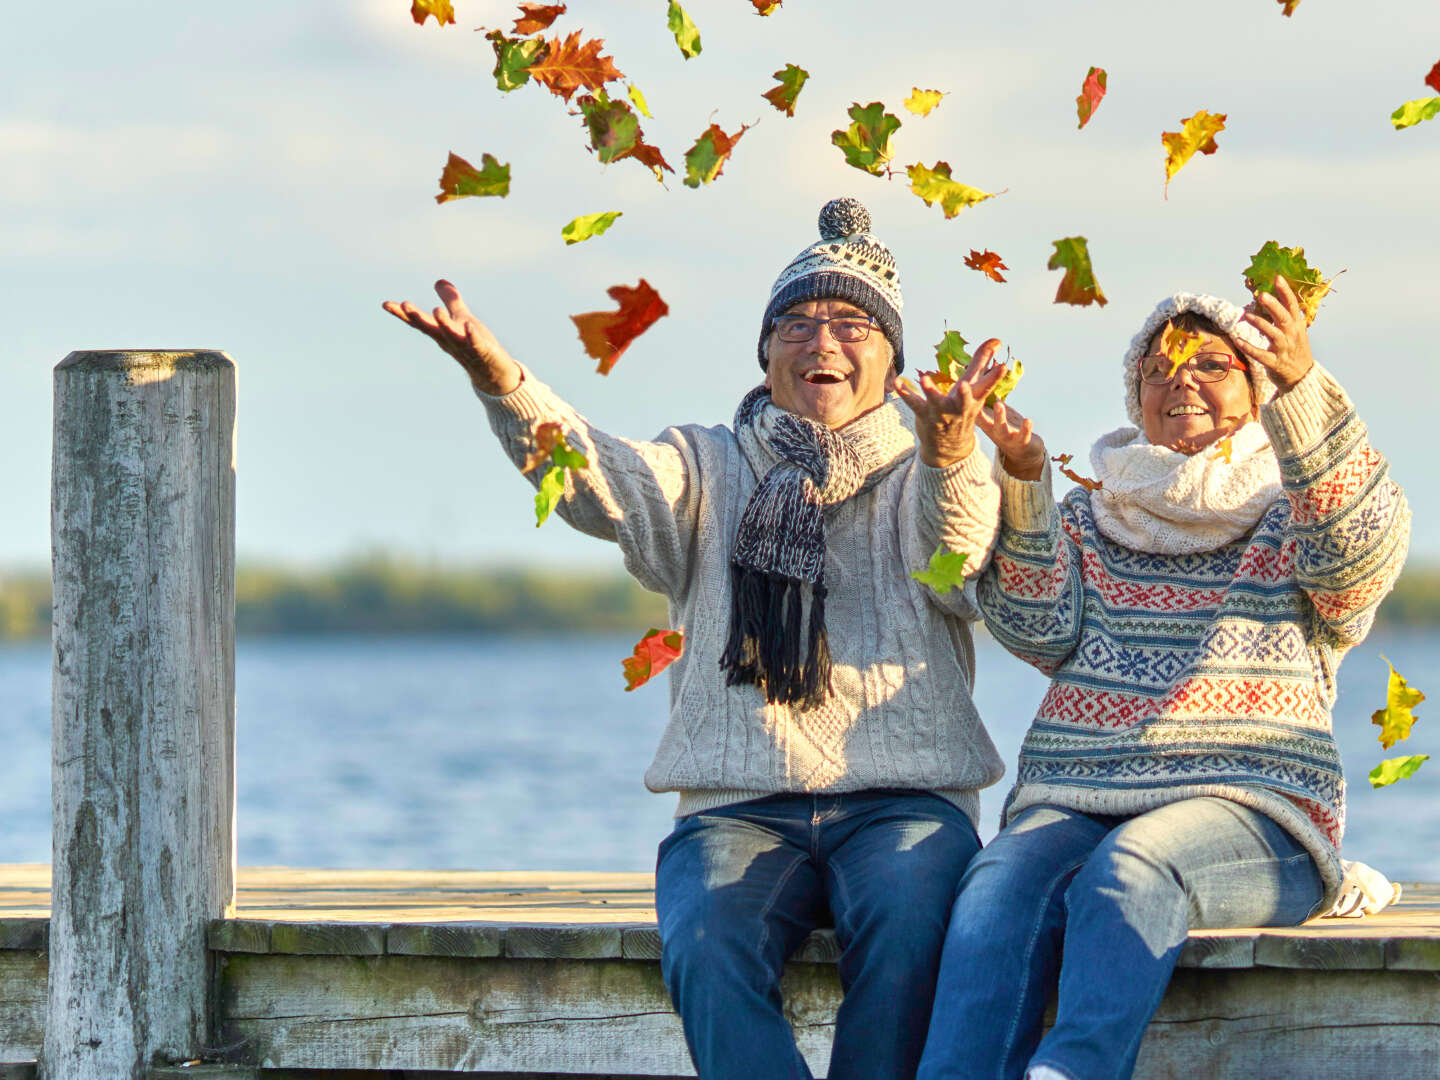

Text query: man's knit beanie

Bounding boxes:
[1121,292,1276,428]
[758,197,905,372]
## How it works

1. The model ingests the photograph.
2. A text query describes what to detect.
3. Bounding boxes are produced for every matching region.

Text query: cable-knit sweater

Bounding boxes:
[478,369,1006,822]
[976,366,1410,905]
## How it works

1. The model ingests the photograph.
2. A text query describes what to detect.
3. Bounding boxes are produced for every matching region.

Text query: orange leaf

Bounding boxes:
[1276,0,1301,14]
[750,0,781,13]
[1052,454,1103,491]
[683,122,751,188]
[1162,110,1226,197]
[522,421,565,473]
[513,2,566,34]
[629,138,676,179]
[1076,66,1107,129]
[411,0,455,26]
[1427,60,1440,94]
[964,249,1008,283]
[1160,322,1203,377]
[525,30,624,102]
[1210,436,1233,464]
[435,151,510,202]
[623,627,684,690]
[571,280,670,374]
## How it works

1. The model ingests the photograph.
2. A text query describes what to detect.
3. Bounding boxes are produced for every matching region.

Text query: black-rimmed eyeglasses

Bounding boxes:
[773,314,877,344]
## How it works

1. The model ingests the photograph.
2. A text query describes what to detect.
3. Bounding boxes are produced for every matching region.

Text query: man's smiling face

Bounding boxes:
[764,299,894,429]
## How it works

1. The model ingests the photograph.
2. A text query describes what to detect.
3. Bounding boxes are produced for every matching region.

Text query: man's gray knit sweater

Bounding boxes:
[478,369,1006,825]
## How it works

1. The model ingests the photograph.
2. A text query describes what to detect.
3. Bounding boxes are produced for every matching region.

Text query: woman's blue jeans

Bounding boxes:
[656,790,982,1080]
[917,797,1325,1080]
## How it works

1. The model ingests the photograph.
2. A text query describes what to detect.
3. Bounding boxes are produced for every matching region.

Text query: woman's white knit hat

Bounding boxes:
[1122,293,1275,427]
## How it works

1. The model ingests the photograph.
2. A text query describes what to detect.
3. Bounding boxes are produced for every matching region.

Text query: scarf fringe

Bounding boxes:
[720,565,832,709]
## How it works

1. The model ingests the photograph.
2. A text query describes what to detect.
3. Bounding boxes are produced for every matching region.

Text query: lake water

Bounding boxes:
[1,630,1436,880]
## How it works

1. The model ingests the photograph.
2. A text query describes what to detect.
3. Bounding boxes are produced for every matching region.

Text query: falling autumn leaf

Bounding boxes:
[577,90,640,163]
[1160,322,1204,378]
[1276,0,1301,15]
[627,83,653,118]
[934,330,973,380]
[906,162,996,218]
[1370,754,1429,789]
[911,546,969,594]
[1052,454,1103,491]
[525,422,589,527]
[750,0,781,13]
[435,151,511,202]
[1162,109,1226,196]
[986,361,1024,407]
[683,122,750,188]
[1048,236,1107,307]
[411,0,455,26]
[1391,97,1440,130]
[1243,241,1332,325]
[623,628,685,691]
[964,249,1008,283]
[762,63,809,117]
[1076,66,1107,129]
[904,88,947,116]
[571,280,670,374]
[513,2,566,34]
[521,420,566,474]
[666,0,702,59]
[485,29,549,92]
[831,101,901,176]
[525,30,624,102]
[1210,436,1234,464]
[628,138,676,180]
[1427,61,1440,94]
[1372,655,1425,750]
[562,210,622,245]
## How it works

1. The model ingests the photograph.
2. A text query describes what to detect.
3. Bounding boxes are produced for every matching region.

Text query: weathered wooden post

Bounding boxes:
[46,350,237,1080]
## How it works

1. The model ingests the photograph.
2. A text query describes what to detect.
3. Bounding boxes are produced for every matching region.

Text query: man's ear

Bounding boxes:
[885,367,898,392]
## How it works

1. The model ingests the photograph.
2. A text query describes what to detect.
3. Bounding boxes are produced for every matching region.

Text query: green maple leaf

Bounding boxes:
[762,63,809,117]
[911,546,969,594]
[562,210,623,246]
[527,425,589,527]
[535,465,566,527]
[1047,236,1107,307]
[1391,97,1440,130]
[1372,655,1425,749]
[933,331,972,382]
[666,0,702,59]
[831,101,901,176]
[906,162,995,219]
[485,29,547,93]
[1370,754,1429,789]
[986,360,1024,407]
[435,151,510,202]
[1243,241,1331,325]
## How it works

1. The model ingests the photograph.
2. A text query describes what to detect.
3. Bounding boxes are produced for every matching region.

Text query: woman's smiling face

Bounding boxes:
[1139,328,1256,453]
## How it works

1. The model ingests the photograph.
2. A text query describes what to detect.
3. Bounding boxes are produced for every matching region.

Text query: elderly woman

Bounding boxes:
[915,280,1410,1080]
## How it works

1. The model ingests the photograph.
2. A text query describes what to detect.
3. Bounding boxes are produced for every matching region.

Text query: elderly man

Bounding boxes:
[385,198,1008,1080]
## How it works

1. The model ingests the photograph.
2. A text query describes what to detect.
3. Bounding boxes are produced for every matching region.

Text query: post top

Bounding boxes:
[56,349,233,372]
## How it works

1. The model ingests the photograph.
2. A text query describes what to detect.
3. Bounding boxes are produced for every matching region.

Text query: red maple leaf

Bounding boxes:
[513,2,566,34]
[1426,60,1440,94]
[622,628,684,691]
[964,249,1009,283]
[1076,66,1107,129]
[571,280,669,374]
[525,30,624,102]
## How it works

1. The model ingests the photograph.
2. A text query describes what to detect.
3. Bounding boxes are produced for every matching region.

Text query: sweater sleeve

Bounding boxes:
[975,459,1086,674]
[1260,364,1411,648]
[901,442,1002,621]
[475,367,700,598]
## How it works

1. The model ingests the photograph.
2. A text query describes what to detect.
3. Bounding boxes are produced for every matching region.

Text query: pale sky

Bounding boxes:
[2,0,1437,568]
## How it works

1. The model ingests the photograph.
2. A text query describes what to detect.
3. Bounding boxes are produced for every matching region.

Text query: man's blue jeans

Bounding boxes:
[917,798,1325,1080]
[656,790,982,1080]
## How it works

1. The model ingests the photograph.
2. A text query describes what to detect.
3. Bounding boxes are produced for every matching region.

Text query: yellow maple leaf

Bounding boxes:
[1372,656,1425,750]
[1160,321,1204,378]
[903,88,946,116]
[1210,437,1233,464]
[1162,110,1226,196]
[906,162,995,219]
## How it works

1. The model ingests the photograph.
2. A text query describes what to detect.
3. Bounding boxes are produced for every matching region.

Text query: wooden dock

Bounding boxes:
[3,865,1438,1077]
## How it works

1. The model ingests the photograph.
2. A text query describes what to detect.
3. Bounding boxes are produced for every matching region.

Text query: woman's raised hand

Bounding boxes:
[383,280,523,396]
[977,395,1047,482]
[1238,276,1316,392]
[894,338,1011,468]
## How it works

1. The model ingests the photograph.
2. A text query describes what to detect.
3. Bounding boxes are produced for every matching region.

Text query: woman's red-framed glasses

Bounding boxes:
[1138,352,1249,385]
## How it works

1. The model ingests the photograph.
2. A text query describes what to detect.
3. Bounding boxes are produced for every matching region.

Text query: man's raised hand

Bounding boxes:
[383,280,523,396]
[894,338,1009,468]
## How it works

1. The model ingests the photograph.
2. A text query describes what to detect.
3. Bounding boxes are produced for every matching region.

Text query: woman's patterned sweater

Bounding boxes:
[976,366,1410,904]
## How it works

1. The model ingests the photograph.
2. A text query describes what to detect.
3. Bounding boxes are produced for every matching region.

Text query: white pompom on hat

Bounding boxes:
[1121,293,1275,427]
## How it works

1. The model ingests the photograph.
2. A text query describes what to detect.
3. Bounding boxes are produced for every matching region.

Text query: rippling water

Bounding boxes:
[1,630,1435,880]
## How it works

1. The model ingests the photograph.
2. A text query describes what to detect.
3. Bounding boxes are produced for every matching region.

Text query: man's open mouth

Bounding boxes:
[803,369,847,385]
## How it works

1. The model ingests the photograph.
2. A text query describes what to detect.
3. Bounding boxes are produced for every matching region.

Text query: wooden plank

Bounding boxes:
[0,921,46,952]
[1253,932,1387,970]
[387,922,503,958]
[207,920,272,955]
[505,924,624,959]
[1176,933,1255,969]
[0,949,46,1063]
[266,922,386,957]
[621,927,662,960]
[0,1064,37,1080]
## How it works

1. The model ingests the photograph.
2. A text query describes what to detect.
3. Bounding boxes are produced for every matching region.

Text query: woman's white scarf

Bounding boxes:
[1087,421,1282,554]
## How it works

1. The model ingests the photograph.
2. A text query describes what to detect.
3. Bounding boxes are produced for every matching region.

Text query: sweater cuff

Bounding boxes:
[994,456,1055,532]
[1260,364,1352,458]
[472,364,553,425]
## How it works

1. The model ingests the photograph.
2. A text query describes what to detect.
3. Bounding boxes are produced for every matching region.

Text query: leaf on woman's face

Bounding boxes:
[904,88,946,116]
[411,0,455,26]
[1372,656,1426,749]
[562,210,623,246]
[906,161,995,218]
[525,30,624,102]
[435,151,510,202]
[911,546,969,594]
[1242,241,1331,325]
[1427,61,1440,94]
[1160,321,1204,377]
[762,64,809,117]
[666,0,702,58]
[513,2,566,34]
[571,279,670,374]
[1276,0,1301,15]
[1047,236,1107,307]
[683,122,750,188]
[485,30,549,92]
[1370,754,1429,789]
[831,101,901,176]
[1391,97,1440,130]
[964,249,1008,282]
[1162,110,1226,195]
[985,361,1023,407]
[1052,454,1103,491]
[1076,66,1107,129]
[623,628,685,690]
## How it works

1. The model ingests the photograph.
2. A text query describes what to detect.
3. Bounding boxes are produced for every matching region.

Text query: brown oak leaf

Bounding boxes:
[513,2,566,34]
[526,30,624,102]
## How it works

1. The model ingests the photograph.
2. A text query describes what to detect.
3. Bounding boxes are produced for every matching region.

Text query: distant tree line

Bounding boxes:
[1,558,1439,641]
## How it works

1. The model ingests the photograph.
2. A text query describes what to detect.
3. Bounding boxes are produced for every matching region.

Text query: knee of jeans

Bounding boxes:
[1066,830,1187,930]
